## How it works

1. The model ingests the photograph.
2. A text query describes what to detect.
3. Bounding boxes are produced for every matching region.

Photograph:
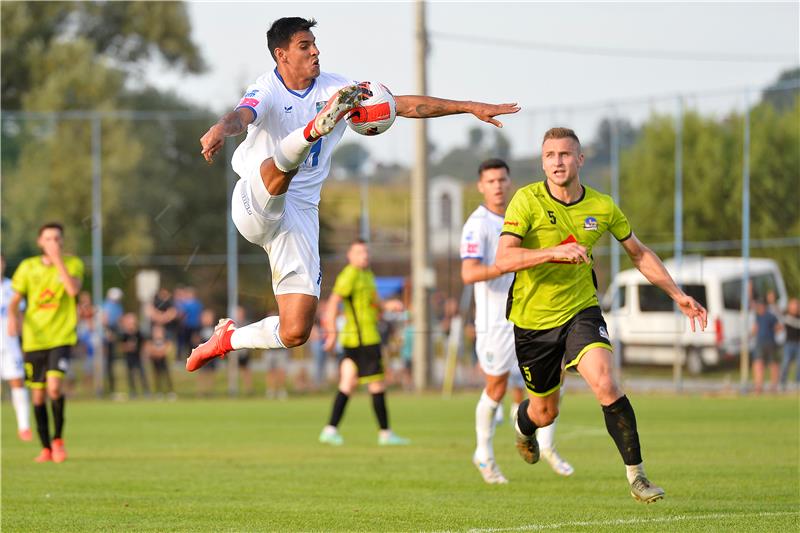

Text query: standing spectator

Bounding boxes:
[145,324,175,399]
[149,287,179,342]
[8,222,84,463]
[119,313,149,398]
[752,299,783,394]
[1,255,32,441]
[309,299,328,389]
[233,305,255,395]
[102,287,124,395]
[778,297,800,390]
[263,317,289,400]
[176,286,203,358]
[196,309,218,397]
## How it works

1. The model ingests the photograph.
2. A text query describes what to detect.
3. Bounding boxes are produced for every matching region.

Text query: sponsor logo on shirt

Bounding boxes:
[584,216,598,231]
[466,243,479,254]
[244,90,258,98]
[504,220,519,227]
[37,288,58,310]
[239,97,259,108]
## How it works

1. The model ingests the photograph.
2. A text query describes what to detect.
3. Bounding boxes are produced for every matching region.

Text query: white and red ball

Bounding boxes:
[346,81,396,136]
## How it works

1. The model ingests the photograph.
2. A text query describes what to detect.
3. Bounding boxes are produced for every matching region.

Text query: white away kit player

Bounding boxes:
[188,17,519,371]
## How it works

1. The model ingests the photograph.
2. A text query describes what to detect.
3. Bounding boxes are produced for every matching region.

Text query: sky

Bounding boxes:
[145,1,800,164]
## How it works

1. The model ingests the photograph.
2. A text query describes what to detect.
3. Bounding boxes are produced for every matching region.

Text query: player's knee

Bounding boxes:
[485,380,507,402]
[529,402,559,427]
[280,323,312,348]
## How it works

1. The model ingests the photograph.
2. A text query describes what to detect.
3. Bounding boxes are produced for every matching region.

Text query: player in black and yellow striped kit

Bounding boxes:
[497,128,707,503]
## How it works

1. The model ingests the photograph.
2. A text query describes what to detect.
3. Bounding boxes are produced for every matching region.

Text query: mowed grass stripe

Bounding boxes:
[2,392,798,532]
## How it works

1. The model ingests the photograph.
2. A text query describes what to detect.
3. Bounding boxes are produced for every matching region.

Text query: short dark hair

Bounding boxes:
[266,17,317,61]
[38,222,64,236]
[478,158,510,179]
[542,127,581,149]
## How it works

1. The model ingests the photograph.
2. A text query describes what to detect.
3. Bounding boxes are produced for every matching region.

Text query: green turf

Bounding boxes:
[2,391,798,532]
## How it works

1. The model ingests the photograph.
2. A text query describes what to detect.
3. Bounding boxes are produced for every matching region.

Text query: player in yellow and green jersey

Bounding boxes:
[318,239,409,447]
[496,128,707,504]
[8,222,84,463]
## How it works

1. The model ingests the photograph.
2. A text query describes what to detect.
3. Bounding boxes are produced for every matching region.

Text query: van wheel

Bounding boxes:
[685,348,705,375]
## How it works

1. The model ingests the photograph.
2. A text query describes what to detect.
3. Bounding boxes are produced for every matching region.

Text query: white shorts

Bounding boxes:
[232,177,322,298]
[1,335,25,380]
[475,323,517,377]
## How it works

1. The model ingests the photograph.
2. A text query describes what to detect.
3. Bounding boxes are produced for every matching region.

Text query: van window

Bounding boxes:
[603,286,627,312]
[722,273,778,310]
[639,284,707,312]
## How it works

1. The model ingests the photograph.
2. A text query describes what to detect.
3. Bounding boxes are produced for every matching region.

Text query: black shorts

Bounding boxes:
[236,349,251,369]
[24,345,72,388]
[343,344,384,384]
[514,306,612,397]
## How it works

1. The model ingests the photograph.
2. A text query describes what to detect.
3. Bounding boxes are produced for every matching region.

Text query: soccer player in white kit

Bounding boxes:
[1,256,32,441]
[187,17,520,370]
[461,160,572,484]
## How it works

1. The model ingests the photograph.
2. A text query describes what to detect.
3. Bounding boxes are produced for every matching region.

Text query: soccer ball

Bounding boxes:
[346,81,396,136]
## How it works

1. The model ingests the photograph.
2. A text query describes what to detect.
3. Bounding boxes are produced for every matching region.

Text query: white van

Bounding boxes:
[601,256,787,374]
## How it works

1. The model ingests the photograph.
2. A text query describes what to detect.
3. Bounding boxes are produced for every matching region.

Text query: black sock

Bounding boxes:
[33,403,51,449]
[516,399,538,436]
[602,395,643,465]
[328,391,349,427]
[371,392,389,430]
[51,396,65,440]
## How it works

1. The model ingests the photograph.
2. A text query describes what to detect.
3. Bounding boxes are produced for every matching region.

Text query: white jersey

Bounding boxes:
[231,69,355,209]
[1,277,24,380]
[460,205,514,335]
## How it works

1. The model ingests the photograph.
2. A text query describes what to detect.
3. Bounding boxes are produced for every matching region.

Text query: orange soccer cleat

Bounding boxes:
[34,448,52,463]
[186,318,236,372]
[51,438,67,463]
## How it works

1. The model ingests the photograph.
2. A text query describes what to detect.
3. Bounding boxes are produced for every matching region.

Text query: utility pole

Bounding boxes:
[412,0,432,390]
[226,139,239,396]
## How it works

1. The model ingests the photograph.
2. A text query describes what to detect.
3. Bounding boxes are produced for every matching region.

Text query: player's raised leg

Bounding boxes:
[577,346,664,503]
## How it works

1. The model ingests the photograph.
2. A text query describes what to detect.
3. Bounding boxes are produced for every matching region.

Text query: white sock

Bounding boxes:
[537,419,557,451]
[538,384,566,451]
[323,425,338,435]
[11,386,30,431]
[510,402,520,424]
[230,316,286,350]
[626,463,646,484]
[273,128,313,172]
[475,389,499,463]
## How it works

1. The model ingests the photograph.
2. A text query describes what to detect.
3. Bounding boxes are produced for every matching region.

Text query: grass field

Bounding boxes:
[2,391,798,532]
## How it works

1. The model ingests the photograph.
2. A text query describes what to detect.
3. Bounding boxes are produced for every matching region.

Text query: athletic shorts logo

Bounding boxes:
[599,326,609,340]
[584,216,598,231]
[240,184,253,215]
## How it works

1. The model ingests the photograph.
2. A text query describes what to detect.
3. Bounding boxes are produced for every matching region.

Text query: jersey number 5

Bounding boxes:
[547,210,557,224]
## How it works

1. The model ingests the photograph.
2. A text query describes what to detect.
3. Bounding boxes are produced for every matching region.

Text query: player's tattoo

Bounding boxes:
[414,102,449,118]
[218,112,247,136]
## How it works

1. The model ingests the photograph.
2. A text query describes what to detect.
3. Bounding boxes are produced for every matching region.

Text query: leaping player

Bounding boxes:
[187,17,519,370]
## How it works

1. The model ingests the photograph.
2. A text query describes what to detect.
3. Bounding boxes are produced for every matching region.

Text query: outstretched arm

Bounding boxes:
[621,233,708,332]
[394,95,520,128]
[200,107,256,163]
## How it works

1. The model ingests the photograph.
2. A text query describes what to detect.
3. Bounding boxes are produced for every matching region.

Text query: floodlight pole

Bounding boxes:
[673,96,684,391]
[740,91,751,393]
[91,114,105,397]
[226,139,239,396]
[610,112,622,383]
[412,0,432,390]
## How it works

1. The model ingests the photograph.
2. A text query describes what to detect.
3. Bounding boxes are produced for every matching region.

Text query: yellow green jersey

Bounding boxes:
[501,181,631,330]
[332,265,381,349]
[10,255,84,352]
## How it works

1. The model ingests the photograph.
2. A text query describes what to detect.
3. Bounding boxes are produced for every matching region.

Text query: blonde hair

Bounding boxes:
[542,127,581,149]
